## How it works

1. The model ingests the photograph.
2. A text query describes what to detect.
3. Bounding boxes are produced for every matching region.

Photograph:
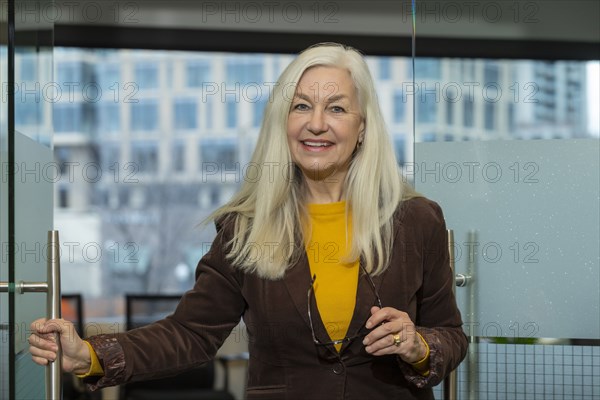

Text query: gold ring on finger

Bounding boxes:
[392,333,402,347]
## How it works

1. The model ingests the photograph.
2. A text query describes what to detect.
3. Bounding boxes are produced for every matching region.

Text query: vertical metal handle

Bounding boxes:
[443,230,458,400]
[465,230,478,400]
[47,230,62,400]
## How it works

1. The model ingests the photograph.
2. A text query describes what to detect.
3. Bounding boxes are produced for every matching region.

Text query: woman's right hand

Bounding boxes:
[29,318,92,375]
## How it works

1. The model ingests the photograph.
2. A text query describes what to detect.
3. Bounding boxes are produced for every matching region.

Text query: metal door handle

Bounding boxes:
[0,230,62,399]
[46,230,62,400]
[444,230,458,400]
[456,273,471,287]
[444,229,478,400]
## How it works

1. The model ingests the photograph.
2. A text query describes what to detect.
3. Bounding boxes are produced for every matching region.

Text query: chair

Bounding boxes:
[61,294,102,400]
[121,294,240,400]
[62,294,84,336]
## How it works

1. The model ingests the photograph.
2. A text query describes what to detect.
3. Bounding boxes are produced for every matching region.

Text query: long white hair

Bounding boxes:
[208,43,417,279]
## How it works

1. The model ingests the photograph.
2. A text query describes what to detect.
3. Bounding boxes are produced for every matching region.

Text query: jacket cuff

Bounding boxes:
[82,334,127,391]
[397,327,444,388]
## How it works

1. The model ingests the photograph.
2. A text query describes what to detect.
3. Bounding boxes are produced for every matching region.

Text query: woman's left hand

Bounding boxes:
[362,306,427,363]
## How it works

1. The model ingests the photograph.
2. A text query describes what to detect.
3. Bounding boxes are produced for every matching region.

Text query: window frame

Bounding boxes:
[54,25,599,61]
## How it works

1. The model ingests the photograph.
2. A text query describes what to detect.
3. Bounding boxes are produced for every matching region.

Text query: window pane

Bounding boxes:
[226,56,263,85]
[253,98,267,127]
[200,138,237,170]
[463,95,474,128]
[174,98,197,130]
[131,141,158,173]
[135,62,159,90]
[422,132,436,142]
[54,104,82,132]
[446,99,454,125]
[186,60,211,87]
[226,100,237,128]
[101,142,120,172]
[56,61,82,84]
[16,95,41,127]
[415,58,441,80]
[131,100,159,131]
[97,62,120,91]
[98,102,121,133]
[379,57,392,80]
[172,140,185,172]
[394,136,406,165]
[485,102,495,131]
[393,91,406,123]
[18,53,36,81]
[417,99,436,124]
[205,99,213,130]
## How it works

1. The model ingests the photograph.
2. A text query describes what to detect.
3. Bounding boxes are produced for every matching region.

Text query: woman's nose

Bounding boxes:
[307,109,327,134]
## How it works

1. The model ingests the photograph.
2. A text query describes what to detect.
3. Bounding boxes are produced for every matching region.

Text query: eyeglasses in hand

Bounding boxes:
[307,265,383,346]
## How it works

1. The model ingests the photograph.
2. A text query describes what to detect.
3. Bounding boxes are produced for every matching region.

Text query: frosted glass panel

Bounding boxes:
[14,132,54,354]
[415,139,599,339]
[15,352,44,400]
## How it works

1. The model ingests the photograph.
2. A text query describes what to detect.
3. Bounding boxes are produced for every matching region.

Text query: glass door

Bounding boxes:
[0,0,55,399]
[411,58,600,398]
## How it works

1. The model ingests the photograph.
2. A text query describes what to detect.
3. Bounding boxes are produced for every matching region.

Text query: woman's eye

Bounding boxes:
[331,106,345,113]
[294,103,309,111]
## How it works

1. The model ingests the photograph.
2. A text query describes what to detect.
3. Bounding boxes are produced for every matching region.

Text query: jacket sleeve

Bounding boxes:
[397,199,469,388]
[83,224,246,390]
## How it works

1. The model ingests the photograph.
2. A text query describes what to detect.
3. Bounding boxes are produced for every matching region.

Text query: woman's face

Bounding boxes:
[287,66,365,183]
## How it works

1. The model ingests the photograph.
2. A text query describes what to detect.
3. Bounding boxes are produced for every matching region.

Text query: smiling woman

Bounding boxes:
[30,43,468,400]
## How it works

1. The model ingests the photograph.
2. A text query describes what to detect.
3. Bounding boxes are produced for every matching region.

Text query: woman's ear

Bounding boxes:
[359,119,366,143]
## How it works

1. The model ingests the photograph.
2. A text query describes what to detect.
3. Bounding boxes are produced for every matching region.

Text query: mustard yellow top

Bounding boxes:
[306,201,359,352]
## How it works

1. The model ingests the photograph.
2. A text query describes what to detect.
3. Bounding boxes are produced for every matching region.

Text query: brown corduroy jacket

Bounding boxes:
[85,197,468,399]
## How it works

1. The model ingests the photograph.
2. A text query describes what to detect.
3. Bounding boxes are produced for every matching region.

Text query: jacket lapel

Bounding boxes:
[283,251,339,357]
[282,252,315,331]
[341,261,386,353]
